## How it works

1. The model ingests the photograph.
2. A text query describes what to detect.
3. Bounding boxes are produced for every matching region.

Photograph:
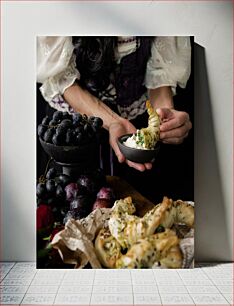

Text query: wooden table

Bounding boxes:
[107,175,155,217]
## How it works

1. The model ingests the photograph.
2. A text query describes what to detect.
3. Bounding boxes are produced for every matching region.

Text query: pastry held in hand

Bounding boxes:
[124,100,160,150]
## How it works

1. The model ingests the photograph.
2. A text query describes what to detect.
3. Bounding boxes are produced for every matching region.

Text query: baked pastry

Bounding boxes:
[109,196,194,249]
[108,196,169,249]
[125,100,160,150]
[145,198,194,229]
[159,245,183,268]
[139,100,160,149]
[95,196,194,269]
[115,229,179,269]
[95,227,121,268]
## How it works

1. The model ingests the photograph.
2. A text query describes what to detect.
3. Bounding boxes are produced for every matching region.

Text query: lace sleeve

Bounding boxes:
[37,36,80,102]
[145,37,191,95]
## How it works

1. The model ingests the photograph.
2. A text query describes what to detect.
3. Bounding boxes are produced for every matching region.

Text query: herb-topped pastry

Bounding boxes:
[124,100,160,150]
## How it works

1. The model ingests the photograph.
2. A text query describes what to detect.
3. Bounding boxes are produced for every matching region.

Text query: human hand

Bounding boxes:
[157,108,192,144]
[109,118,153,171]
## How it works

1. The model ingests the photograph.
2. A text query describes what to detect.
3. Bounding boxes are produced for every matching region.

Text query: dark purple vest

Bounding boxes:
[114,37,153,107]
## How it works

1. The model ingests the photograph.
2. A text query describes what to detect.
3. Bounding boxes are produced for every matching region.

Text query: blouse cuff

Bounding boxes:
[145,69,177,95]
[40,54,80,103]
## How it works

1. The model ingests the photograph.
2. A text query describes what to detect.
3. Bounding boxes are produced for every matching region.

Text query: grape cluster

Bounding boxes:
[64,195,93,222]
[37,111,103,146]
[64,170,106,221]
[37,167,107,223]
[36,168,71,220]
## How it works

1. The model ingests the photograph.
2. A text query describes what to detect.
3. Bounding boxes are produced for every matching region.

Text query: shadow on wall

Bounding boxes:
[194,43,231,262]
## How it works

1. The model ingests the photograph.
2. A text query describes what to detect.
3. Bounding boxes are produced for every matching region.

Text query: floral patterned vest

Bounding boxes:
[114,37,153,107]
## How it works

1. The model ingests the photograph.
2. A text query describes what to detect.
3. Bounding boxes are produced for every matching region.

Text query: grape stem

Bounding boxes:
[38,157,53,183]
[44,157,53,177]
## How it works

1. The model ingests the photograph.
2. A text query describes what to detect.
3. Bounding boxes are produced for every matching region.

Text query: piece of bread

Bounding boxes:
[94,228,121,269]
[115,229,179,269]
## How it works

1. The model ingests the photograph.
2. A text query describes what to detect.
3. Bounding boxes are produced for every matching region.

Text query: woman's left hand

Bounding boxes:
[156,108,192,144]
[109,118,153,172]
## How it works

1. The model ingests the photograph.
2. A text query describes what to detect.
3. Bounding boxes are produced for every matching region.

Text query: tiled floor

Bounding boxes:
[0,262,233,305]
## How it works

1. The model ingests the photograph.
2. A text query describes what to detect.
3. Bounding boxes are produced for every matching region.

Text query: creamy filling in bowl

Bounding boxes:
[123,130,150,150]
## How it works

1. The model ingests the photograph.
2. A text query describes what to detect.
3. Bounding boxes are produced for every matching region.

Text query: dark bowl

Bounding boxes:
[39,138,98,164]
[118,134,160,163]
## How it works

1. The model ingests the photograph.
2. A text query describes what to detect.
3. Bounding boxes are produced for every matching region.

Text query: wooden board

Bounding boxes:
[107,176,155,217]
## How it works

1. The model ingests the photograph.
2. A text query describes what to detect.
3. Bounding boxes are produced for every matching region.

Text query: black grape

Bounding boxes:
[37,124,47,138]
[60,119,72,129]
[56,184,66,200]
[36,183,46,199]
[92,118,103,132]
[72,113,82,121]
[42,116,50,125]
[46,179,56,194]
[46,168,57,180]
[57,174,71,187]
[49,119,58,126]
[72,113,83,127]
[43,128,54,143]
[56,125,67,136]
[65,129,74,145]
[94,117,103,128]
[62,112,71,120]
[47,197,57,206]
[52,134,63,145]
[53,111,63,121]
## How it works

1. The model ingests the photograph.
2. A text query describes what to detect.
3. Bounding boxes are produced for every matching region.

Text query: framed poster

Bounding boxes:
[36,36,194,269]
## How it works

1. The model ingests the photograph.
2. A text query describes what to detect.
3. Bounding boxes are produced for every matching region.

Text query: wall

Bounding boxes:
[1,1,232,261]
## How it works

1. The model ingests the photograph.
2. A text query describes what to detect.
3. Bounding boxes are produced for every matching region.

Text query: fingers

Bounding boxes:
[144,162,153,170]
[156,108,174,121]
[161,130,190,144]
[160,112,190,132]
[126,160,153,172]
[160,121,192,139]
[158,108,192,145]
[126,160,146,172]
[162,138,184,145]
[110,138,125,163]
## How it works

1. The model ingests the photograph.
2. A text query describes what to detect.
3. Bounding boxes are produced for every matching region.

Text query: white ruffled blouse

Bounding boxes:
[37,36,191,119]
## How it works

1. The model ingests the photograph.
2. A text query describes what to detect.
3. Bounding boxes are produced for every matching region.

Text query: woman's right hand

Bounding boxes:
[109,118,153,172]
